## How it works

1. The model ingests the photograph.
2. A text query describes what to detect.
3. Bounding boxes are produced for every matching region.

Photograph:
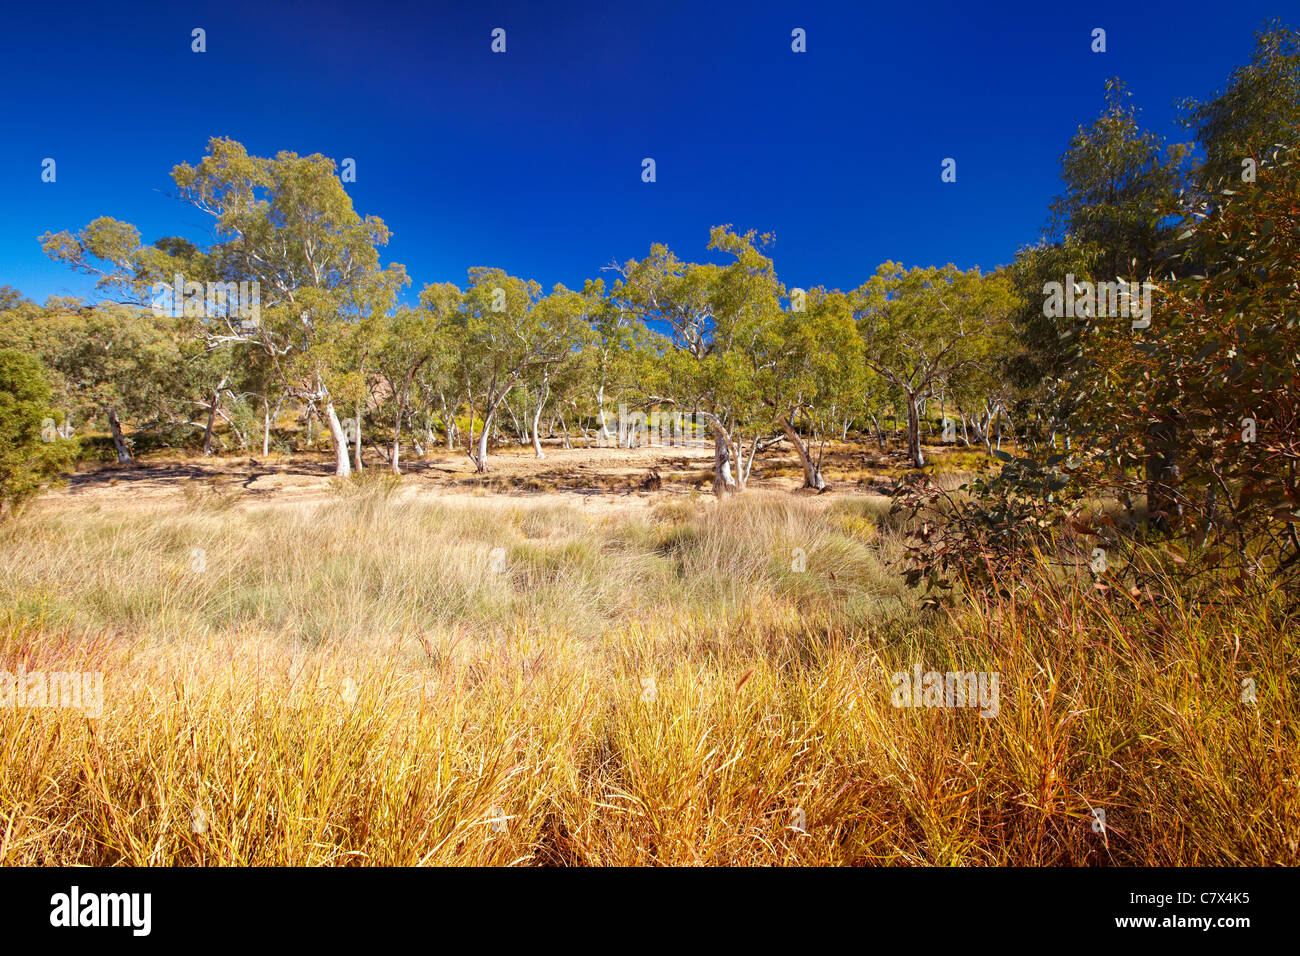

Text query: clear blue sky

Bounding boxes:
[0,0,1286,305]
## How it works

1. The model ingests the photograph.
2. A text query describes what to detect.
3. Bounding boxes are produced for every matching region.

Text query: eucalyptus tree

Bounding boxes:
[0,349,78,516]
[439,270,591,472]
[768,288,865,489]
[1180,21,1300,188]
[37,225,202,459]
[1048,79,1188,285]
[1048,84,1192,518]
[854,264,1018,468]
[374,306,444,474]
[410,282,466,452]
[544,339,600,448]
[526,287,597,457]
[582,279,640,444]
[0,297,187,463]
[613,226,783,496]
[44,138,407,476]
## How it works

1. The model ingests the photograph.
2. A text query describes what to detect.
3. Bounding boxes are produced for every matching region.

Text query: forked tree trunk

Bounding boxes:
[202,373,229,456]
[473,413,493,472]
[469,399,500,473]
[712,426,737,498]
[325,401,351,477]
[107,408,131,463]
[971,406,995,457]
[780,416,826,490]
[573,402,593,448]
[531,412,546,457]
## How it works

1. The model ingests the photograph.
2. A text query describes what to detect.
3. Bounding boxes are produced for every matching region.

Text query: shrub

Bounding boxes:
[0,349,77,516]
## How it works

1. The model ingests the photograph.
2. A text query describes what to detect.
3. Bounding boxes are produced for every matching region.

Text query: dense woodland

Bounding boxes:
[3,22,1298,599]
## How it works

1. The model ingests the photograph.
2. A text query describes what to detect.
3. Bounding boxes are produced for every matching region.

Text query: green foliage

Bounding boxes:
[1073,138,1300,583]
[0,350,77,515]
[1049,78,1190,279]
[1181,20,1300,187]
[890,453,1076,600]
[853,262,1019,466]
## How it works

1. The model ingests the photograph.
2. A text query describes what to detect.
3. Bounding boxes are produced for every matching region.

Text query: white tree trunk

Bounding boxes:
[107,408,132,463]
[780,416,825,490]
[325,401,351,477]
[906,391,924,468]
[471,405,496,473]
[712,426,736,498]
[531,383,549,458]
[597,384,614,445]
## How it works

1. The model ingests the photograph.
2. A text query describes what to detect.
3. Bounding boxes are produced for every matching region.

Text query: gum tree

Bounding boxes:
[613,226,783,497]
[1074,141,1300,573]
[439,270,591,472]
[169,139,408,476]
[854,264,1017,468]
[769,288,865,490]
[43,138,408,476]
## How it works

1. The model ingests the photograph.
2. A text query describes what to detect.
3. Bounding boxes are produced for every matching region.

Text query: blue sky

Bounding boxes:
[0,0,1286,305]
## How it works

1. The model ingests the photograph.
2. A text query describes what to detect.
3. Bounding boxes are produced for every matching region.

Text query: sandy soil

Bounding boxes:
[32,437,905,516]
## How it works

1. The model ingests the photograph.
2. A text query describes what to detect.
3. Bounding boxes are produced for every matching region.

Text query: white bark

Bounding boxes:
[531,381,550,458]
[473,414,492,472]
[107,408,131,463]
[597,384,614,445]
[906,391,924,467]
[712,426,736,498]
[325,401,351,477]
[780,416,826,490]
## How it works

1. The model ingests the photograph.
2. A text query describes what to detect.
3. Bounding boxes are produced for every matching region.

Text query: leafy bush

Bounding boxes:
[0,349,77,516]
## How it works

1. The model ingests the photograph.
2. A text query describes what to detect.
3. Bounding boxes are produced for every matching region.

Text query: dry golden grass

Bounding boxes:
[0,479,1295,865]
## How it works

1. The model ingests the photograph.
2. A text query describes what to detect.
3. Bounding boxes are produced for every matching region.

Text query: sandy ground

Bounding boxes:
[32,438,904,517]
